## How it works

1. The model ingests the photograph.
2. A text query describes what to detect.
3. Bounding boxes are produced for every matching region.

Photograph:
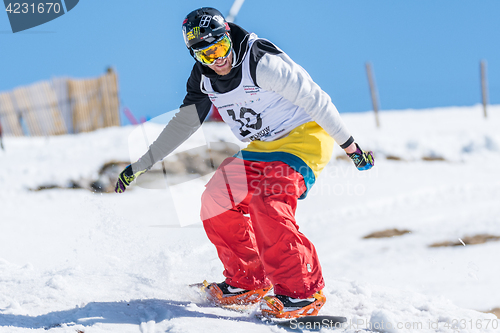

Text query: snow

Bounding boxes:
[1,105,499,332]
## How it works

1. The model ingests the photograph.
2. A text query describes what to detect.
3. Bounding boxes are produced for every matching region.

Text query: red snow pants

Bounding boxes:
[200,157,325,298]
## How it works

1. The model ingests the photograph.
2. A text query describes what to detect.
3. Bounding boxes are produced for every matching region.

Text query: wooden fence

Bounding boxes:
[0,69,120,136]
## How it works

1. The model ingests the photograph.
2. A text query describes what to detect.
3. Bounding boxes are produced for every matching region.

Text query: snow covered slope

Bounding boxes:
[1,105,499,332]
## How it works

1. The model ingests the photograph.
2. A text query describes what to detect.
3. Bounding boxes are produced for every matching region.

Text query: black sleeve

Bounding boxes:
[249,39,282,87]
[180,63,212,123]
[132,64,212,171]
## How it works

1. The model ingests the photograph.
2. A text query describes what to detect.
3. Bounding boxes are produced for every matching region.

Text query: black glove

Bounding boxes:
[115,163,148,193]
[347,143,374,171]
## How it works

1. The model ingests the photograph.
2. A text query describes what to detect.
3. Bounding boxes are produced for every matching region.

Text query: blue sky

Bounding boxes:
[1,1,499,124]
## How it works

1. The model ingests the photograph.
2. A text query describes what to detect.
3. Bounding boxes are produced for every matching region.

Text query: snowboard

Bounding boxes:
[189,282,347,330]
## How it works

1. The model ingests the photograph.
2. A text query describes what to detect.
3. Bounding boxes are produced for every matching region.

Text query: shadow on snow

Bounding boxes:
[0,299,258,330]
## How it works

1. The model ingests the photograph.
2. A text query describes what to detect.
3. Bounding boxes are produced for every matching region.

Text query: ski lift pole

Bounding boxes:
[365,62,381,128]
[480,60,488,118]
[226,0,245,22]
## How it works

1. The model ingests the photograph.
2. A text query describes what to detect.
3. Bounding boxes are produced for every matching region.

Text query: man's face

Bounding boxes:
[208,51,233,76]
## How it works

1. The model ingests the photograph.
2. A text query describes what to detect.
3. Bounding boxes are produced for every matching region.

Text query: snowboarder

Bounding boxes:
[115,7,374,319]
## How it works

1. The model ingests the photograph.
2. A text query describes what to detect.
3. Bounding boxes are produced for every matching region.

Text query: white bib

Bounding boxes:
[201,33,313,142]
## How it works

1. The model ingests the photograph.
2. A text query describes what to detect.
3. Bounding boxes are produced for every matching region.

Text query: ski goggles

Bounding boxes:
[192,33,232,65]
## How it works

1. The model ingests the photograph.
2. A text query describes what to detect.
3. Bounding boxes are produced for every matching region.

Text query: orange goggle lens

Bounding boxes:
[193,34,232,65]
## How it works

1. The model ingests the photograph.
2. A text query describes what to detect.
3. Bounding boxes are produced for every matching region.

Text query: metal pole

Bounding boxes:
[481,60,488,118]
[226,0,245,23]
[365,62,381,128]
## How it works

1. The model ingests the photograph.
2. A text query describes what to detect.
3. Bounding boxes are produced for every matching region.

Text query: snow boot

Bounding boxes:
[260,290,326,319]
[203,280,272,306]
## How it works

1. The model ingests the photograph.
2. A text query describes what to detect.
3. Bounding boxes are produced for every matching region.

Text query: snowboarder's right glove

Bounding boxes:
[347,143,374,171]
[115,163,148,193]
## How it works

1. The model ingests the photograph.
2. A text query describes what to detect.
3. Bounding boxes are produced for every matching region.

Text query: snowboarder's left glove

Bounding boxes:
[347,143,374,171]
[115,163,148,193]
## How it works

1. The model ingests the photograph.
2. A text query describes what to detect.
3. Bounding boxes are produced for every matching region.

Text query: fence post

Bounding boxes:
[0,118,3,150]
[480,60,488,118]
[365,62,381,128]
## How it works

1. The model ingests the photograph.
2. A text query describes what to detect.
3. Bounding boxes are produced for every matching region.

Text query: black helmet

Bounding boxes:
[182,7,230,50]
